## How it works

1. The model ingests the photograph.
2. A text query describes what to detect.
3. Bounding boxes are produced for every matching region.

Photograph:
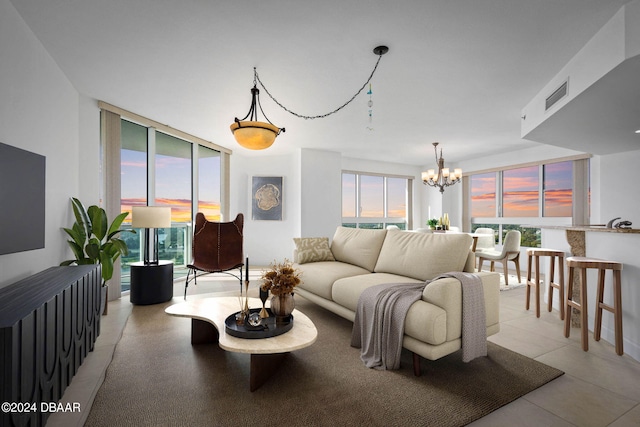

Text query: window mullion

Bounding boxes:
[497,171,503,217]
[383,177,388,219]
[356,174,361,218]
[539,164,544,217]
[191,143,198,224]
[147,127,156,204]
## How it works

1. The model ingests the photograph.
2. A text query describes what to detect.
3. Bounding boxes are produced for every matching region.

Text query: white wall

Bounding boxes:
[598,150,640,225]
[0,0,83,288]
[78,95,102,205]
[595,150,640,361]
[301,149,342,237]
[230,151,302,266]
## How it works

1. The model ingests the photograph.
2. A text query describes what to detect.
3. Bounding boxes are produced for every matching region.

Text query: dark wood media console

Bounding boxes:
[0,265,101,427]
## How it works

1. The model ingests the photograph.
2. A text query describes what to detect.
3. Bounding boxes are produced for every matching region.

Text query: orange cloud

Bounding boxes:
[120,198,221,224]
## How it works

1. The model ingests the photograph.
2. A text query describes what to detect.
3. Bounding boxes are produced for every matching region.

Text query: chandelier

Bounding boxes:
[421,142,462,193]
[230,46,389,150]
[230,72,284,150]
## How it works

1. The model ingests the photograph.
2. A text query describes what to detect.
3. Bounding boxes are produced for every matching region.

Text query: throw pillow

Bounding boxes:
[293,237,335,264]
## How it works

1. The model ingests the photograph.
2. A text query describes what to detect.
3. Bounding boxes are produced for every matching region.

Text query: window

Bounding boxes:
[470,172,496,217]
[342,172,412,230]
[118,119,222,291]
[120,120,147,283]
[155,132,193,223]
[342,174,357,217]
[359,175,384,218]
[468,158,587,248]
[543,161,572,217]
[503,166,539,217]
[198,145,222,220]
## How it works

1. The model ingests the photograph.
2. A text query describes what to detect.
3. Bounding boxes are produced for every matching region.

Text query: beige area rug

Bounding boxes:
[86,296,563,427]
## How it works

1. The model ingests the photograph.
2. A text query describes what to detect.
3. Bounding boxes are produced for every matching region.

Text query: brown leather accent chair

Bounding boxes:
[184,213,244,299]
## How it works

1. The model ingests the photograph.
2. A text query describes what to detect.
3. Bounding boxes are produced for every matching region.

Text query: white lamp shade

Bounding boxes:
[132,206,172,228]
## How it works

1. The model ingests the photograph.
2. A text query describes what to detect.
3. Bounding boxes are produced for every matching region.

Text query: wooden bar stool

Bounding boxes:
[526,248,565,319]
[564,256,624,355]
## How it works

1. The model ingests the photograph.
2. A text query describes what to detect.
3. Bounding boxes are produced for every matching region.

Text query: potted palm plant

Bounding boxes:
[60,197,135,314]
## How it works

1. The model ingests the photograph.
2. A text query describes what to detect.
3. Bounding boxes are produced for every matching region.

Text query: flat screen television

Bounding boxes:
[0,142,46,255]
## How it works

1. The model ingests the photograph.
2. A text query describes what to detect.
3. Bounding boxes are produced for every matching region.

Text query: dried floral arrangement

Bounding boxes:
[260,259,301,296]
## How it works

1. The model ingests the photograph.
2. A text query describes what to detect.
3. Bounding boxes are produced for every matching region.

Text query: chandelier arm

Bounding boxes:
[255,91,275,126]
[236,86,259,122]
[235,102,254,122]
[254,53,384,120]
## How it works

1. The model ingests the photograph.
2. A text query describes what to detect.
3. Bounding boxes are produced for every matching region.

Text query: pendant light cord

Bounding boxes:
[254,51,385,120]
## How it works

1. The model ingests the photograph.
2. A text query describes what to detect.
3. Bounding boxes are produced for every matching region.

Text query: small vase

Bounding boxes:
[270,293,295,321]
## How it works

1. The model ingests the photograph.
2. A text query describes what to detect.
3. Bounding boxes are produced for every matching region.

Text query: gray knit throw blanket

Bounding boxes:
[350,272,487,370]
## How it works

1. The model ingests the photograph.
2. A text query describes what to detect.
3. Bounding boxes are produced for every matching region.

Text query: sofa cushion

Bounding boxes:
[293,237,335,264]
[374,232,472,281]
[332,273,447,345]
[332,272,423,312]
[295,261,370,300]
[330,227,387,272]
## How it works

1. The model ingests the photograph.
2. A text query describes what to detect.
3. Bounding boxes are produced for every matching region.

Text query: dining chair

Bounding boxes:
[473,228,496,252]
[477,230,522,285]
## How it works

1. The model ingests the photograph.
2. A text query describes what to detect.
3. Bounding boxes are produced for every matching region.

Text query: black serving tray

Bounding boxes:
[224,308,293,339]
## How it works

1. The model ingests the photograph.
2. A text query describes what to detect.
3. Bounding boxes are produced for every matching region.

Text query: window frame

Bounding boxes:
[341,170,413,230]
[101,102,230,294]
[464,155,590,247]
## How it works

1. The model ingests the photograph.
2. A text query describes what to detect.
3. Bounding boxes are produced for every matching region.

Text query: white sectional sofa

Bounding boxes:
[293,226,501,374]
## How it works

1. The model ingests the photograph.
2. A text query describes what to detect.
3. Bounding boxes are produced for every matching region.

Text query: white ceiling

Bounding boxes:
[9,0,634,165]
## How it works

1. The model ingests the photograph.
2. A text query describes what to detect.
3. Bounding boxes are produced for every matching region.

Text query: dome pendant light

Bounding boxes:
[230,69,284,150]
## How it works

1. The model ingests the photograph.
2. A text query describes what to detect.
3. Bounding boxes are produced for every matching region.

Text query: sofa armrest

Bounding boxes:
[421,271,500,342]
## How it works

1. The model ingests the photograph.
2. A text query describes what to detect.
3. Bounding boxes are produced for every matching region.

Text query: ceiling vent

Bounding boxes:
[545,80,568,111]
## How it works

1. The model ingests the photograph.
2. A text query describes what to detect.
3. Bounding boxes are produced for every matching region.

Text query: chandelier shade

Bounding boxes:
[230,120,281,150]
[422,142,462,193]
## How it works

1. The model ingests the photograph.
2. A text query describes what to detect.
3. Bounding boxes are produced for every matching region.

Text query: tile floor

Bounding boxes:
[48,274,640,427]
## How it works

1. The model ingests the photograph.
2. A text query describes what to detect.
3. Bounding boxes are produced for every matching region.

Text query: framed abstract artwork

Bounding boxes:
[251,176,283,220]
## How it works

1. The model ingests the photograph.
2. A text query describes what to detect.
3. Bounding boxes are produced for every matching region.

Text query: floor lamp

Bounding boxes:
[131,206,172,265]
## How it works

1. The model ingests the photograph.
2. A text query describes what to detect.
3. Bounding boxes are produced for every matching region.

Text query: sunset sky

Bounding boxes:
[471,161,573,217]
[342,174,407,218]
[120,135,221,224]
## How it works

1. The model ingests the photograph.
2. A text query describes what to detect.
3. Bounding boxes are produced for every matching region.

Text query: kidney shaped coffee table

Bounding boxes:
[165,297,317,391]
